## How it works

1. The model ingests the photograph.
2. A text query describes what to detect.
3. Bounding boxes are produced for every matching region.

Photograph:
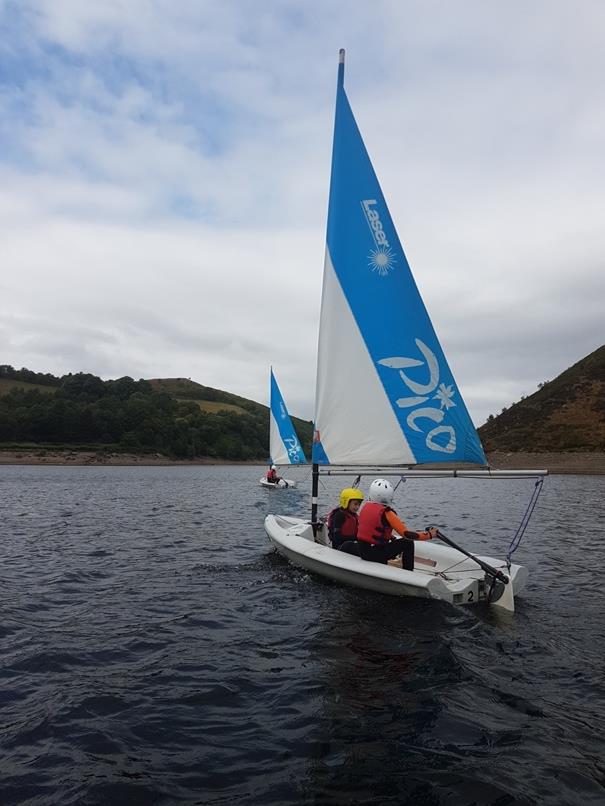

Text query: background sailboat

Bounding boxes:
[260,369,307,488]
[265,51,545,609]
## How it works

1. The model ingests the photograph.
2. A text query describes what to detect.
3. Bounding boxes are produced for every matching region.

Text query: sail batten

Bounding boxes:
[269,369,307,465]
[312,58,487,467]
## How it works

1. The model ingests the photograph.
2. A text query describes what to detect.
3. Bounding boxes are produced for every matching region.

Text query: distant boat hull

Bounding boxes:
[264,515,527,606]
[260,477,296,489]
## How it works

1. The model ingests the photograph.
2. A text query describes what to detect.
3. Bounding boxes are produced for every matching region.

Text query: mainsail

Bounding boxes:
[269,369,307,465]
[313,50,487,467]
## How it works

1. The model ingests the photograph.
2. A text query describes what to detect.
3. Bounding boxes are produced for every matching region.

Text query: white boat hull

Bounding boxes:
[264,515,527,607]
[259,477,296,489]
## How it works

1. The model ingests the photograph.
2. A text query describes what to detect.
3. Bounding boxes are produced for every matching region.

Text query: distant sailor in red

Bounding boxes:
[357,479,437,570]
[326,487,364,551]
[266,464,281,484]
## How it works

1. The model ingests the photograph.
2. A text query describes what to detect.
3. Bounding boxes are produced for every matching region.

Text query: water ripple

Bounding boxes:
[0,466,603,804]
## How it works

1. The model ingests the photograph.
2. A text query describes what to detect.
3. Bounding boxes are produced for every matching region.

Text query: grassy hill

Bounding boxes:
[3,350,604,461]
[147,377,312,447]
[148,378,260,416]
[0,367,313,461]
[478,345,605,452]
[148,379,249,415]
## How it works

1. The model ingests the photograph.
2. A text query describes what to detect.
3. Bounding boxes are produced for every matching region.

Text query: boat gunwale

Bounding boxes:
[264,514,528,603]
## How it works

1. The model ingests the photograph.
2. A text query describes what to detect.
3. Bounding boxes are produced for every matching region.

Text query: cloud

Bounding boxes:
[0,205,322,409]
[1,0,604,430]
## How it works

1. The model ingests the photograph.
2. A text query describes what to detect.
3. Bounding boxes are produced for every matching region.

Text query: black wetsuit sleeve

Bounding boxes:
[329,509,348,547]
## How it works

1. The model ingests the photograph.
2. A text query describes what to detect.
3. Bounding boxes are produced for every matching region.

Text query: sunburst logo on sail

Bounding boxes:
[368,246,396,276]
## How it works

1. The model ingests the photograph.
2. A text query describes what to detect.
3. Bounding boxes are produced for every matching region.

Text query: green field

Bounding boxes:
[177,398,247,415]
[0,378,57,396]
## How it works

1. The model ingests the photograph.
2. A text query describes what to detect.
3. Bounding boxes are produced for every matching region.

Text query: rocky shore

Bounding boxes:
[0,449,604,474]
[0,450,255,466]
[485,451,605,475]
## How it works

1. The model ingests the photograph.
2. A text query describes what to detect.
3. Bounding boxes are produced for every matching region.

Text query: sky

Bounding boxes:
[1,0,603,427]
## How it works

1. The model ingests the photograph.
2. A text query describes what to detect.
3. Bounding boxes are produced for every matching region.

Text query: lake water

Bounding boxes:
[1,464,604,805]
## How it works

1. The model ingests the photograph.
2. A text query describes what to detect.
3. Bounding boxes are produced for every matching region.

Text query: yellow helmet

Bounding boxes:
[339,487,364,509]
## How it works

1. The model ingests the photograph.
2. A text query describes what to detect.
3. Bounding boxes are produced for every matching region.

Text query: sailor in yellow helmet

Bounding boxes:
[326,487,364,551]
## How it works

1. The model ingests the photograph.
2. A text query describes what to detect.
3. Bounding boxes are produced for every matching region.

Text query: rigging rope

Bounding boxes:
[314,469,545,566]
[506,477,544,565]
[393,475,407,493]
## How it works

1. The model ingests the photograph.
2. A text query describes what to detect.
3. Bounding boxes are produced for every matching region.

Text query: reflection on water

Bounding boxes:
[0,465,604,804]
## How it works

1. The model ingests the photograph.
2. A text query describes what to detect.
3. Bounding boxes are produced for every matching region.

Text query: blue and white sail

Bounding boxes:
[269,369,307,465]
[313,50,487,467]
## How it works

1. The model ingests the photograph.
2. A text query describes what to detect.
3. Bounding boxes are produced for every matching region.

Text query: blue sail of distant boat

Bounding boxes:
[313,50,487,466]
[269,369,307,465]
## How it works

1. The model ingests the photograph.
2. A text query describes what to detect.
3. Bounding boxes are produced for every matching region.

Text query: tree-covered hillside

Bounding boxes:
[0,365,313,461]
[478,345,605,452]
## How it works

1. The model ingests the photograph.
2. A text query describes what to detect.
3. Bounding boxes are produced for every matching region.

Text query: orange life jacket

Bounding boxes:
[357,501,393,545]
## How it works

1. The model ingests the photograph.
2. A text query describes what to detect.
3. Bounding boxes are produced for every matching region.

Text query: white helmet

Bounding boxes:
[271,464,277,470]
[368,478,394,504]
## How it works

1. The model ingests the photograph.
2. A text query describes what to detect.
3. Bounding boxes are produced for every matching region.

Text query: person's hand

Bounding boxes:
[426,527,438,540]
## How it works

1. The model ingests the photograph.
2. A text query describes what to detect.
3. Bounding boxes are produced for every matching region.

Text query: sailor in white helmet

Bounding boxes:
[266,464,281,485]
[356,479,437,570]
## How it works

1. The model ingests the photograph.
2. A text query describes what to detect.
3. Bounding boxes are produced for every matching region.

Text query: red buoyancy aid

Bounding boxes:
[357,501,392,545]
[327,507,358,540]
[267,469,277,480]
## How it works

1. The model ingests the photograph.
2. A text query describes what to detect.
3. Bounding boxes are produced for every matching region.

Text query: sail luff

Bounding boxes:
[312,54,487,467]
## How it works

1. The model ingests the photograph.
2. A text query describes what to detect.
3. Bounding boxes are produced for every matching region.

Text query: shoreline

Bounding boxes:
[483,450,605,475]
[0,450,261,467]
[0,449,604,474]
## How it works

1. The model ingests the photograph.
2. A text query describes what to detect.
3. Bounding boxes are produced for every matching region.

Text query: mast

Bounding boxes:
[311,49,345,529]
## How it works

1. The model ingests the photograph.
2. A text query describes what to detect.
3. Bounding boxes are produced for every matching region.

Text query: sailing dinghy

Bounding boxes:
[260,369,307,489]
[264,51,546,610]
